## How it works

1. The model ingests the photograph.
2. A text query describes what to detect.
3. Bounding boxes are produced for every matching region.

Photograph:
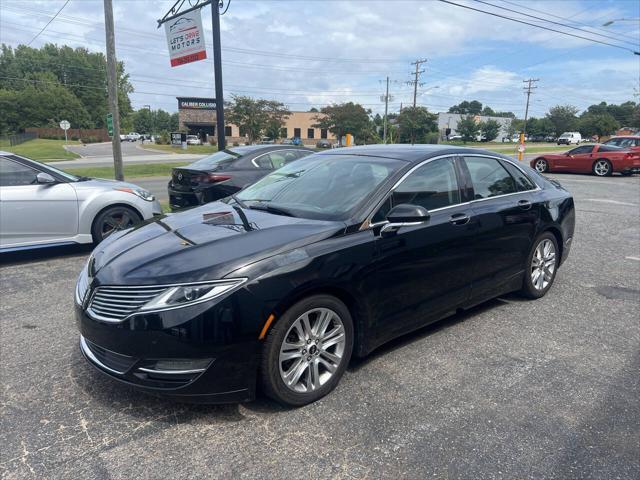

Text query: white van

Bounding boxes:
[557,132,581,145]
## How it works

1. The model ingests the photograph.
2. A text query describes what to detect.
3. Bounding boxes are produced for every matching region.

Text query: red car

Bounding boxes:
[531,144,640,177]
[603,135,640,151]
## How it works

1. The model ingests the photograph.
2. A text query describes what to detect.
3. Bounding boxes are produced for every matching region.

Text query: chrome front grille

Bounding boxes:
[87,285,167,322]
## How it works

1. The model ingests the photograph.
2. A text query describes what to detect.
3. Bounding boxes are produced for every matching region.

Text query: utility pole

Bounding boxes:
[380,77,392,143]
[211,3,225,150]
[103,0,124,181]
[518,78,539,161]
[409,59,427,108]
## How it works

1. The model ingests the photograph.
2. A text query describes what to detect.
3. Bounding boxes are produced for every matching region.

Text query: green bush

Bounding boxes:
[422,131,439,144]
[80,136,100,143]
[159,131,170,145]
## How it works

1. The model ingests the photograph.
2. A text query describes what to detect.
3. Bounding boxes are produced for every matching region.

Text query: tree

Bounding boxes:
[396,106,437,144]
[449,100,483,115]
[456,115,480,142]
[308,107,318,112]
[313,102,373,145]
[479,119,500,141]
[578,112,619,138]
[546,105,579,136]
[227,96,290,144]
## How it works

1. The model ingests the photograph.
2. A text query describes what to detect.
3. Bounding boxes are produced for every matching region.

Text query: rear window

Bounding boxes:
[186,150,240,171]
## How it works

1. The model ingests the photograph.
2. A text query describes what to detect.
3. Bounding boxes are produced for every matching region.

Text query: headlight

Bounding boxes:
[115,187,155,201]
[138,279,247,312]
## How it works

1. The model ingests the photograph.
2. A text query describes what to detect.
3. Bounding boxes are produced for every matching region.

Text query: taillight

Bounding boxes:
[200,174,231,183]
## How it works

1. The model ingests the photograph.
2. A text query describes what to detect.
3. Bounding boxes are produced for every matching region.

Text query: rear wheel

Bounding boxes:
[260,295,353,406]
[91,206,142,243]
[592,159,612,177]
[520,232,559,299]
[534,158,548,173]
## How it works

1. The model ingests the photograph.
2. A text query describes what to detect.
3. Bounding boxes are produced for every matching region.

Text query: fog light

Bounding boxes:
[138,358,213,374]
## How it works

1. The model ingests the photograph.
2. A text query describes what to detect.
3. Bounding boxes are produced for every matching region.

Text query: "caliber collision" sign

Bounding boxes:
[164,10,207,67]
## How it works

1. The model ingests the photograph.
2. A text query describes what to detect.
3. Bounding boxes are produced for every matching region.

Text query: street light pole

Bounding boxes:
[211,2,225,150]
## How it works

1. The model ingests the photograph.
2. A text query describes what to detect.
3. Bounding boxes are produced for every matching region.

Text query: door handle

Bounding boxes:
[517,199,532,210]
[449,213,470,225]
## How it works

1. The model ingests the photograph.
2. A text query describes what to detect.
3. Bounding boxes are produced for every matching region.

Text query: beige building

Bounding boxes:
[177,97,336,146]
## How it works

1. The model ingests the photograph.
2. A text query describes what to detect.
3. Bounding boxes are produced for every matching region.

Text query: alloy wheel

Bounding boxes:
[279,308,346,393]
[535,159,547,173]
[531,239,556,291]
[594,160,610,176]
[100,209,137,239]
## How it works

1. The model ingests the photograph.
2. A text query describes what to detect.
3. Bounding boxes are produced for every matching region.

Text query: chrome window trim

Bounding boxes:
[251,149,311,169]
[363,152,541,230]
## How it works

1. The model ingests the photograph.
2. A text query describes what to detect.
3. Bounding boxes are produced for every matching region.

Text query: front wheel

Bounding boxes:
[592,159,612,177]
[520,232,559,299]
[260,295,353,406]
[91,206,142,243]
[534,158,548,173]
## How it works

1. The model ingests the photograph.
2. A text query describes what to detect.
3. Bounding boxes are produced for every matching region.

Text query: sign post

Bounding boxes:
[59,120,70,143]
[159,0,228,151]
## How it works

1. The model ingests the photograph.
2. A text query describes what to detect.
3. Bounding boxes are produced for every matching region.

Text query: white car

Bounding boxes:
[125,132,141,142]
[0,152,162,252]
[186,135,202,145]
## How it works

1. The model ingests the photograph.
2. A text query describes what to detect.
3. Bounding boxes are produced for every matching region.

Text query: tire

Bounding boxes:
[520,232,560,299]
[91,205,142,243]
[534,158,548,173]
[592,159,612,177]
[260,294,354,407]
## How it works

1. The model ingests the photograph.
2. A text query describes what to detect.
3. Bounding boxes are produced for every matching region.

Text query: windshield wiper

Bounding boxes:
[76,176,91,181]
[231,193,247,208]
[248,203,295,217]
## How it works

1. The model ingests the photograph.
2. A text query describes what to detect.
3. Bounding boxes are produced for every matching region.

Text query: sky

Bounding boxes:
[1,0,639,119]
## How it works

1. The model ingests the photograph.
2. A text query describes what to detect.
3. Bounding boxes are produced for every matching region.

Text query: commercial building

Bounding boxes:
[177,97,336,145]
[437,112,513,140]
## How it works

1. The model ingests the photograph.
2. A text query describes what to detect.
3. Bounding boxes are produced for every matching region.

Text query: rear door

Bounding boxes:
[461,155,540,301]
[0,157,78,248]
[370,156,476,344]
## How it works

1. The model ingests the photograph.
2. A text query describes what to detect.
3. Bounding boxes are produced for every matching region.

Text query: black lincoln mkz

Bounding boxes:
[76,145,575,406]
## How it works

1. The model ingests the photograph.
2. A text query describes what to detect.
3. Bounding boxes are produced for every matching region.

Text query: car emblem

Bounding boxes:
[177,172,183,181]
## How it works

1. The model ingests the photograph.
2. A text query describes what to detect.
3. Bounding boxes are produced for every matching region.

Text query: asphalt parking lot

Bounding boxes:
[1,173,638,479]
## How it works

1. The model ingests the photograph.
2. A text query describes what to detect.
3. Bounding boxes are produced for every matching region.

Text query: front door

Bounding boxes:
[555,145,593,172]
[0,157,78,248]
[370,156,476,345]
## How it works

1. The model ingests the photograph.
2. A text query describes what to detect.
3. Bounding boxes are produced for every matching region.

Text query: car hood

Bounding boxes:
[72,177,148,192]
[90,202,345,285]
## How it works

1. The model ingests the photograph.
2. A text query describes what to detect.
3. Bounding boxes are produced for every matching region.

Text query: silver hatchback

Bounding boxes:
[0,152,162,252]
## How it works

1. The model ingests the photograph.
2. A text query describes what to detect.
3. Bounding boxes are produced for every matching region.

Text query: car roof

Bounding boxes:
[313,144,511,163]
[227,145,312,155]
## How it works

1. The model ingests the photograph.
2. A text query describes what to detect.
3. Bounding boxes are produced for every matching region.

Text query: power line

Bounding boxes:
[26,0,71,46]
[474,0,639,47]
[439,0,640,55]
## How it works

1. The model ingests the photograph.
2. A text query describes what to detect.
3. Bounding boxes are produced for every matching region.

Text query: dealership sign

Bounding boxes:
[164,10,207,67]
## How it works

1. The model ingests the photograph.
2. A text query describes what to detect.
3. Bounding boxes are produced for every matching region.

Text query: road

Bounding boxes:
[1,173,638,479]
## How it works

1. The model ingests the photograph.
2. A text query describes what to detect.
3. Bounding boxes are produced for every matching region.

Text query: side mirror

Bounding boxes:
[36,172,56,184]
[380,204,430,236]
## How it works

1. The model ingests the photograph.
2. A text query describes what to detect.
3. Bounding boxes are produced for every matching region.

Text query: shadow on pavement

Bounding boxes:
[0,244,93,267]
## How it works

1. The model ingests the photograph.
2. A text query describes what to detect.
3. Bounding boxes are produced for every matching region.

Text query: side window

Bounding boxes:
[464,156,517,199]
[253,154,273,169]
[501,161,537,192]
[391,158,461,211]
[568,146,592,155]
[0,158,39,186]
[268,152,287,169]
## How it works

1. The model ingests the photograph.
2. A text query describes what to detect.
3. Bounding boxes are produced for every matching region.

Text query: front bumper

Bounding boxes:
[75,299,260,403]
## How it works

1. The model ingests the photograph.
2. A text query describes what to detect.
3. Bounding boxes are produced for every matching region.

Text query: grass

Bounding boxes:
[140,144,218,154]
[0,138,80,161]
[65,162,190,179]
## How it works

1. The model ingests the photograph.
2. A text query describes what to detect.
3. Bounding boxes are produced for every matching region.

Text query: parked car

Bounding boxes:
[531,144,640,176]
[603,135,640,151]
[529,134,546,142]
[125,132,141,142]
[76,145,575,406]
[168,145,313,210]
[544,135,557,143]
[557,132,581,145]
[186,135,202,145]
[0,152,161,252]
[316,139,332,149]
[280,138,293,145]
[448,134,463,141]
[260,137,275,145]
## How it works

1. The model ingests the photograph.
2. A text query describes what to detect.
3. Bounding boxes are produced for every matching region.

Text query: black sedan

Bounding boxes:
[168,145,313,210]
[76,145,575,406]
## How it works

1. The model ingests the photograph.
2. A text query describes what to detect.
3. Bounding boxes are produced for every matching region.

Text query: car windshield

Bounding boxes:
[8,155,80,181]
[604,138,635,148]
[186,149,241,171]
[234,154,405,220]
